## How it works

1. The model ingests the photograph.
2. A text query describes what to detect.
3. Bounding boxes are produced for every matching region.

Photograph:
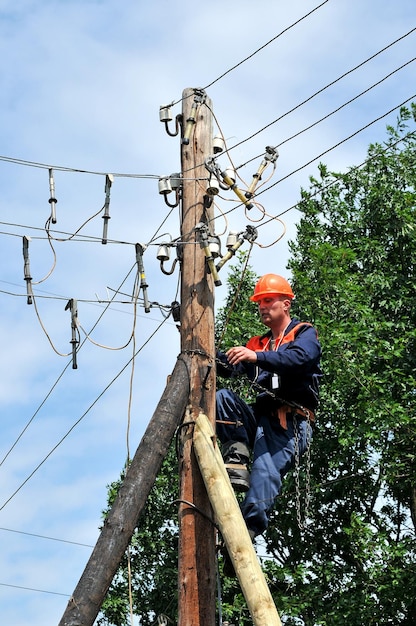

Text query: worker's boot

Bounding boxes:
[222,440,250,492]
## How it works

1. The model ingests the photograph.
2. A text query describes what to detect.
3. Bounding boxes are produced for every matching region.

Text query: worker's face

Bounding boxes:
[257,295,291,327]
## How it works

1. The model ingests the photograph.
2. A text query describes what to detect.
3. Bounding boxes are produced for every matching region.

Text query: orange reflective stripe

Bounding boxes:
[246,322,312,351]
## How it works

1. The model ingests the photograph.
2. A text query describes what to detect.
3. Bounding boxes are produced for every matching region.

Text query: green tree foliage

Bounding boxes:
[264,104,416,625]
[99,106,416,626]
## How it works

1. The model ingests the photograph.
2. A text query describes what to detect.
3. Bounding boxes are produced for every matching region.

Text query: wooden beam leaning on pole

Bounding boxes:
[58,354,191,626]
[193,412,282,626]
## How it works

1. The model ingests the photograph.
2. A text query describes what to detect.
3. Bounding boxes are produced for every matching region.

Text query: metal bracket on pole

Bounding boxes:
[22,235,33,305]
[102,174,114,244]
[48,169,58,224]
[245,146,279,199]
[216,225,258,272]
[135,243,150,312]
[65,298,79,369]
[195,222,222,287]
[181,89,206,145]
[205,157,254,210]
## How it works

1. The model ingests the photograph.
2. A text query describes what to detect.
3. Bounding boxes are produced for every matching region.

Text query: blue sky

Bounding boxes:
[0,1,415,624]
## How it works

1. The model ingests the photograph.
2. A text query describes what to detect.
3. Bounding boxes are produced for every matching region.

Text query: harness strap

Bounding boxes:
[275,404,315,430]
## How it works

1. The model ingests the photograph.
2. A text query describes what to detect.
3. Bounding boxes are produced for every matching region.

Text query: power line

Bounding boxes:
[225,25,416,162]
[0,154,160,178]
[201,0,329,91]
[0,581,70,598]
[205,97,416,230]
[0,314,170,512]
[261,93,416,195]
[0,27,413,201]
[259,128,416,226]
[275,58,416,150]
[0,526,94,548]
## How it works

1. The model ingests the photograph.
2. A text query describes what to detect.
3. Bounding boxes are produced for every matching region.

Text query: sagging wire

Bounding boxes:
[28,290,72,358]
[40,173,117,288]
[21,239,150,360]
[0,263,139,472]
[45,169,117,253]
[21,235,73,357]
[78,246,156,352]
[253,210,287,248]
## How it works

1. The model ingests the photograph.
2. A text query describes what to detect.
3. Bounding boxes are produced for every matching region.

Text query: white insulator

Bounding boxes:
[225,167,236,183]
[207,175,220,196]
[213,134,225,154]
[157,244,171,262]
[159,105,172,122]
[226,230,238,248]
[209,236,221,258]
[158,176,172,195]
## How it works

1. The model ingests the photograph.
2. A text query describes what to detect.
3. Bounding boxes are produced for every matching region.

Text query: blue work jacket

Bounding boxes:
[217,318,322,412]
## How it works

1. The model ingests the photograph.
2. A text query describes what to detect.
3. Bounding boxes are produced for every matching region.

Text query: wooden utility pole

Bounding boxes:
[177,87,217,626]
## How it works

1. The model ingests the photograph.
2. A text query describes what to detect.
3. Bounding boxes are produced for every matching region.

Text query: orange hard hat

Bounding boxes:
[250,274,295,302]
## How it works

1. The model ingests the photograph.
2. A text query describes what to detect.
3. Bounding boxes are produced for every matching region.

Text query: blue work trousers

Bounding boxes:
[216,388,312,536]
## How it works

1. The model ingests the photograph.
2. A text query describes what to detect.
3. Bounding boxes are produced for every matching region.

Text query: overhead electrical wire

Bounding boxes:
[0,526,94,548]
[0,263,139,469]
[206,94,416,229]
[0,582,70,598]
[0,26,412,192]
[0,313,170,512]
[258,93,416,197]
[229,25,416,158]
[201,0,330,91]
[258,127,416,224]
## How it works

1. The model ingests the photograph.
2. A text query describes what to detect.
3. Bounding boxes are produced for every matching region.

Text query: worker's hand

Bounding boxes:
[226,346,258,365]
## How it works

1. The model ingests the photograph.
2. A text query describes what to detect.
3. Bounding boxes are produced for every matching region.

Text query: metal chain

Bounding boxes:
[293,414,312,531]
